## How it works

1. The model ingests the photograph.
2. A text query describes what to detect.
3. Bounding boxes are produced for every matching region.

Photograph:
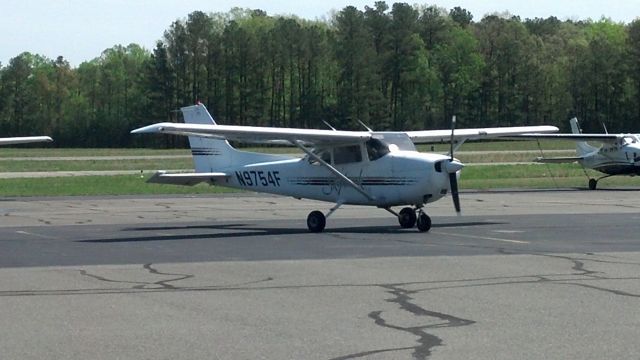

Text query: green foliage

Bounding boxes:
[1,3,640,149]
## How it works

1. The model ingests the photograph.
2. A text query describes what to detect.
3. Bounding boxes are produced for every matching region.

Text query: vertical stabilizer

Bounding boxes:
[181,104,235,172]
[569,117,598,156]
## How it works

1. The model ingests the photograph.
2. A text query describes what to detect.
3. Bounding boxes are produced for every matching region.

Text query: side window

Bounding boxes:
[334,145,363,165]
[309,149,332,165]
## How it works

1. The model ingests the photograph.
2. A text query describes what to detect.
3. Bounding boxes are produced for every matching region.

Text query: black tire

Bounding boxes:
[307,210,326,233]
[588,178,597,190]
[398,207,417,228]
[416,212,432,232]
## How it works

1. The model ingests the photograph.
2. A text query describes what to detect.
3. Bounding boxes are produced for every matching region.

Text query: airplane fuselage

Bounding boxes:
[209,150,453,207]
[581,142,640,176]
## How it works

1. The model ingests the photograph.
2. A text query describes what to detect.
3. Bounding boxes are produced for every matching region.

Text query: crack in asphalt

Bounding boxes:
[78,263,274,291]
[2,255,639,359]
[332,253,640,359]
[330,283,475,360]
[79,263,195,290]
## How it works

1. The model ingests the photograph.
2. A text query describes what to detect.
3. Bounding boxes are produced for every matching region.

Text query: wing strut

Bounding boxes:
[293,140,375,201]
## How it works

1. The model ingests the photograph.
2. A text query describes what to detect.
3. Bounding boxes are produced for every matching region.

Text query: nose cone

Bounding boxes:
[445,159,464,173]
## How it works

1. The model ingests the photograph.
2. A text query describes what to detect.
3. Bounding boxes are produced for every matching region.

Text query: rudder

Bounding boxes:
[569,117,597,156]
[181,104,235,172]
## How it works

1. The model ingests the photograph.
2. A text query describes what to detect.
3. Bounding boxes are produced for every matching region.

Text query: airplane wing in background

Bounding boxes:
[0,136,53,146]
[406,126,559,144]
[147,171,229,186]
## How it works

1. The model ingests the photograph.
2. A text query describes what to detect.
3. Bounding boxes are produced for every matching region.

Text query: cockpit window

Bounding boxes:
[334,144,363,165]
[366,138,390,161]
[371,132,416,151]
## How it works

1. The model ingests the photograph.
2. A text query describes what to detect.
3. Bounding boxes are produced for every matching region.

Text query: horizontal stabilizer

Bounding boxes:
[147,171,229,186]
[535,156,584,164]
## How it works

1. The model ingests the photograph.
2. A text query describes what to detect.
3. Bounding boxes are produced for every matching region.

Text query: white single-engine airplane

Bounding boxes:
[0,136,52,146]
[516,118,640,190]
[132,103,557,232]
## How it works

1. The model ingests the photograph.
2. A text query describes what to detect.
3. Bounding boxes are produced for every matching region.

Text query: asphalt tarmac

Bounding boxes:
[1,190,639,359]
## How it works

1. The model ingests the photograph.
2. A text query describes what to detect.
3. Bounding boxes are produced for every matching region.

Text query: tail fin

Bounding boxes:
[569,117,597,156]
[181,104,235,172]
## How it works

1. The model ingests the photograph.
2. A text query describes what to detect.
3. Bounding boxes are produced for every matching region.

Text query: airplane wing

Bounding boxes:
[131,123,371,146]
[509,133,620,143]
[534,156,584,164]
[147,171,229,186]
[0,136,53,145]
[406,125,559,144]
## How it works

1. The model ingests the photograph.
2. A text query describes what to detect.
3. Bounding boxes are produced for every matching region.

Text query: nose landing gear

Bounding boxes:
[416,210,432,232]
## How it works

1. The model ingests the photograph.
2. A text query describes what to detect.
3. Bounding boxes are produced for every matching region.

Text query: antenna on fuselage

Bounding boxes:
[322,120,337,131]
[356,119,373,132]
[602,122,609,134]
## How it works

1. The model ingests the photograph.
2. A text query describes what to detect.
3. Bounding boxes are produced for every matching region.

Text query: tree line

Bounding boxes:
[1,3,639,148]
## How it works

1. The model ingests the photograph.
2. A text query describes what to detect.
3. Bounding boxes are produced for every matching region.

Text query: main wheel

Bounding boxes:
[307,210,326,233]
[588,178,597,190]
[398,207,417,228]
[416,212,431,232]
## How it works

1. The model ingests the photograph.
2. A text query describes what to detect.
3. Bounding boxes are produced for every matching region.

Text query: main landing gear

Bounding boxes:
[397,207,431,232]
[307,211,326,233]
[305,205,432,233]
[588,174,614,190]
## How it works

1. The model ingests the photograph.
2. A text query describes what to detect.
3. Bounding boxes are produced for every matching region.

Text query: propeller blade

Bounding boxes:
[449,172,461,214]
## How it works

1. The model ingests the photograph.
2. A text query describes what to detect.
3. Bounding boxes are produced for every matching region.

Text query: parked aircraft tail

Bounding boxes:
[569,117,598,156]
[181,103,290,173]
[181,104,238,172]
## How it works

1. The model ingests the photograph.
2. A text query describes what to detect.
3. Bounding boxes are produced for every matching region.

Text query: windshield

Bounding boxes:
[366,138,390,161]
[371,132,416,151]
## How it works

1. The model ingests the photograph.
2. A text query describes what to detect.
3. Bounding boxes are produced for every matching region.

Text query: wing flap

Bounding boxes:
[147,171,229,186]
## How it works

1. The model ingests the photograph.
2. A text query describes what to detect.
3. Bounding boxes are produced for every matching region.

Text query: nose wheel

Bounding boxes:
[416,211,432,232]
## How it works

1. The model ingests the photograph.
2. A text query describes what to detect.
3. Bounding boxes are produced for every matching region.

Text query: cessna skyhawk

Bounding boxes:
[516,118,640,190]
[132,103,557,232]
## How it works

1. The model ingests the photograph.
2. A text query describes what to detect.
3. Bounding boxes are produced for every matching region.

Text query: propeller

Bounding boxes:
[447,116,463,214]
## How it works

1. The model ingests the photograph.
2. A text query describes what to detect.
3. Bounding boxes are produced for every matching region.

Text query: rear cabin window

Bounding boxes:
[309,149,332,165]
[334,145,363,165]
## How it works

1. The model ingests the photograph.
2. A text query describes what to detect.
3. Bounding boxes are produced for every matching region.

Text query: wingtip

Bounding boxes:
[131,124,164,134]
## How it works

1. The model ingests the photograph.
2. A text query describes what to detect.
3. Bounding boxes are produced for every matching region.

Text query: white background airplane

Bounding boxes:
[517,118,640,190]
[0,136,52,146]
[132,104,557,232]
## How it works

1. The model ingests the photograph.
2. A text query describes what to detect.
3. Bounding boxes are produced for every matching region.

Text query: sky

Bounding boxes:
[1,0,639,67]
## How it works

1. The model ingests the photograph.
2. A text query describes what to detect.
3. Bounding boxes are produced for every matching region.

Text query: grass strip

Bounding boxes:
[0,163,636,197]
